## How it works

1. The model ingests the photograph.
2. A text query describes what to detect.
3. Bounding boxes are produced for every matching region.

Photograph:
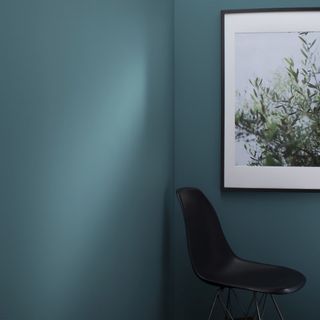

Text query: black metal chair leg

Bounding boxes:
[207,288,221,320]
[225,288,231,319]
[254,292,262,320]
[206,288,288,320]
[230,288,247,316]
[218,293,234,320]
[271,295,285,320]
[259,294,267,318]
[245,292,256,317]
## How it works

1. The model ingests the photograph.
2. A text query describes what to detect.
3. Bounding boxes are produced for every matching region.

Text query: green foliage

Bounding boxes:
[236,32,320,166]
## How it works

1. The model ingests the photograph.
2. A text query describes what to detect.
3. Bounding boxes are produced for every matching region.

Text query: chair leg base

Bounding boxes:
[207,288,285,320]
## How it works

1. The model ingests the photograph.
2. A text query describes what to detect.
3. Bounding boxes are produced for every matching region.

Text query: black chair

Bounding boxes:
[176,187,306,320]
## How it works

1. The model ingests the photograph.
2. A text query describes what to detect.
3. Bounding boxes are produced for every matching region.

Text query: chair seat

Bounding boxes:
[201,258,306,294]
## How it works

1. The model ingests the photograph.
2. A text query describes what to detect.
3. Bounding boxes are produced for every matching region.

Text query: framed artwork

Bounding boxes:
[222,8,320,190]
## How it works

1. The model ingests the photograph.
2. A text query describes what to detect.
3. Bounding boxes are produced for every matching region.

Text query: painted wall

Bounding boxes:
[174,0,319,319]
[1,1,173,320]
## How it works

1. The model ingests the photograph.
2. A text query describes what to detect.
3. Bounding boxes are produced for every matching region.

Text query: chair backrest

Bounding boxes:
[176,187,235,279]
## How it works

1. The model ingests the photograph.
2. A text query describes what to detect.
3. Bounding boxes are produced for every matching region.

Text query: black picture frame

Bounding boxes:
[221,7,320,191]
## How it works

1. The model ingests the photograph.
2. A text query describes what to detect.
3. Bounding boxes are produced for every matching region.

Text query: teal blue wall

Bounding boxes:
[174,0,319,319]
[1,1,173,319]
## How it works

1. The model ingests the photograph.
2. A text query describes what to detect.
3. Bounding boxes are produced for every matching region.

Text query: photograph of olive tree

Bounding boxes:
[235,31,320,167]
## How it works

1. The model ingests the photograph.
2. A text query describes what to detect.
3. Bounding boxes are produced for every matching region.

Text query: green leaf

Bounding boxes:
[307,88,311,97]
[284,57,294,66]
[308,83,318,89]
[301,49,308,59]
[299,36,308,45]
[310,39,317,48]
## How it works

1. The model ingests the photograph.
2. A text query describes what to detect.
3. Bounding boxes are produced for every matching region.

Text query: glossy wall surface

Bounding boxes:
[174,0,319,319]
[1,1,173,319]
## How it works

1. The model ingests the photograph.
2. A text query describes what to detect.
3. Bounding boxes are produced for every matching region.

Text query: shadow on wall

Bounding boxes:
[0,1,173,320]
[62,23,173,320]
